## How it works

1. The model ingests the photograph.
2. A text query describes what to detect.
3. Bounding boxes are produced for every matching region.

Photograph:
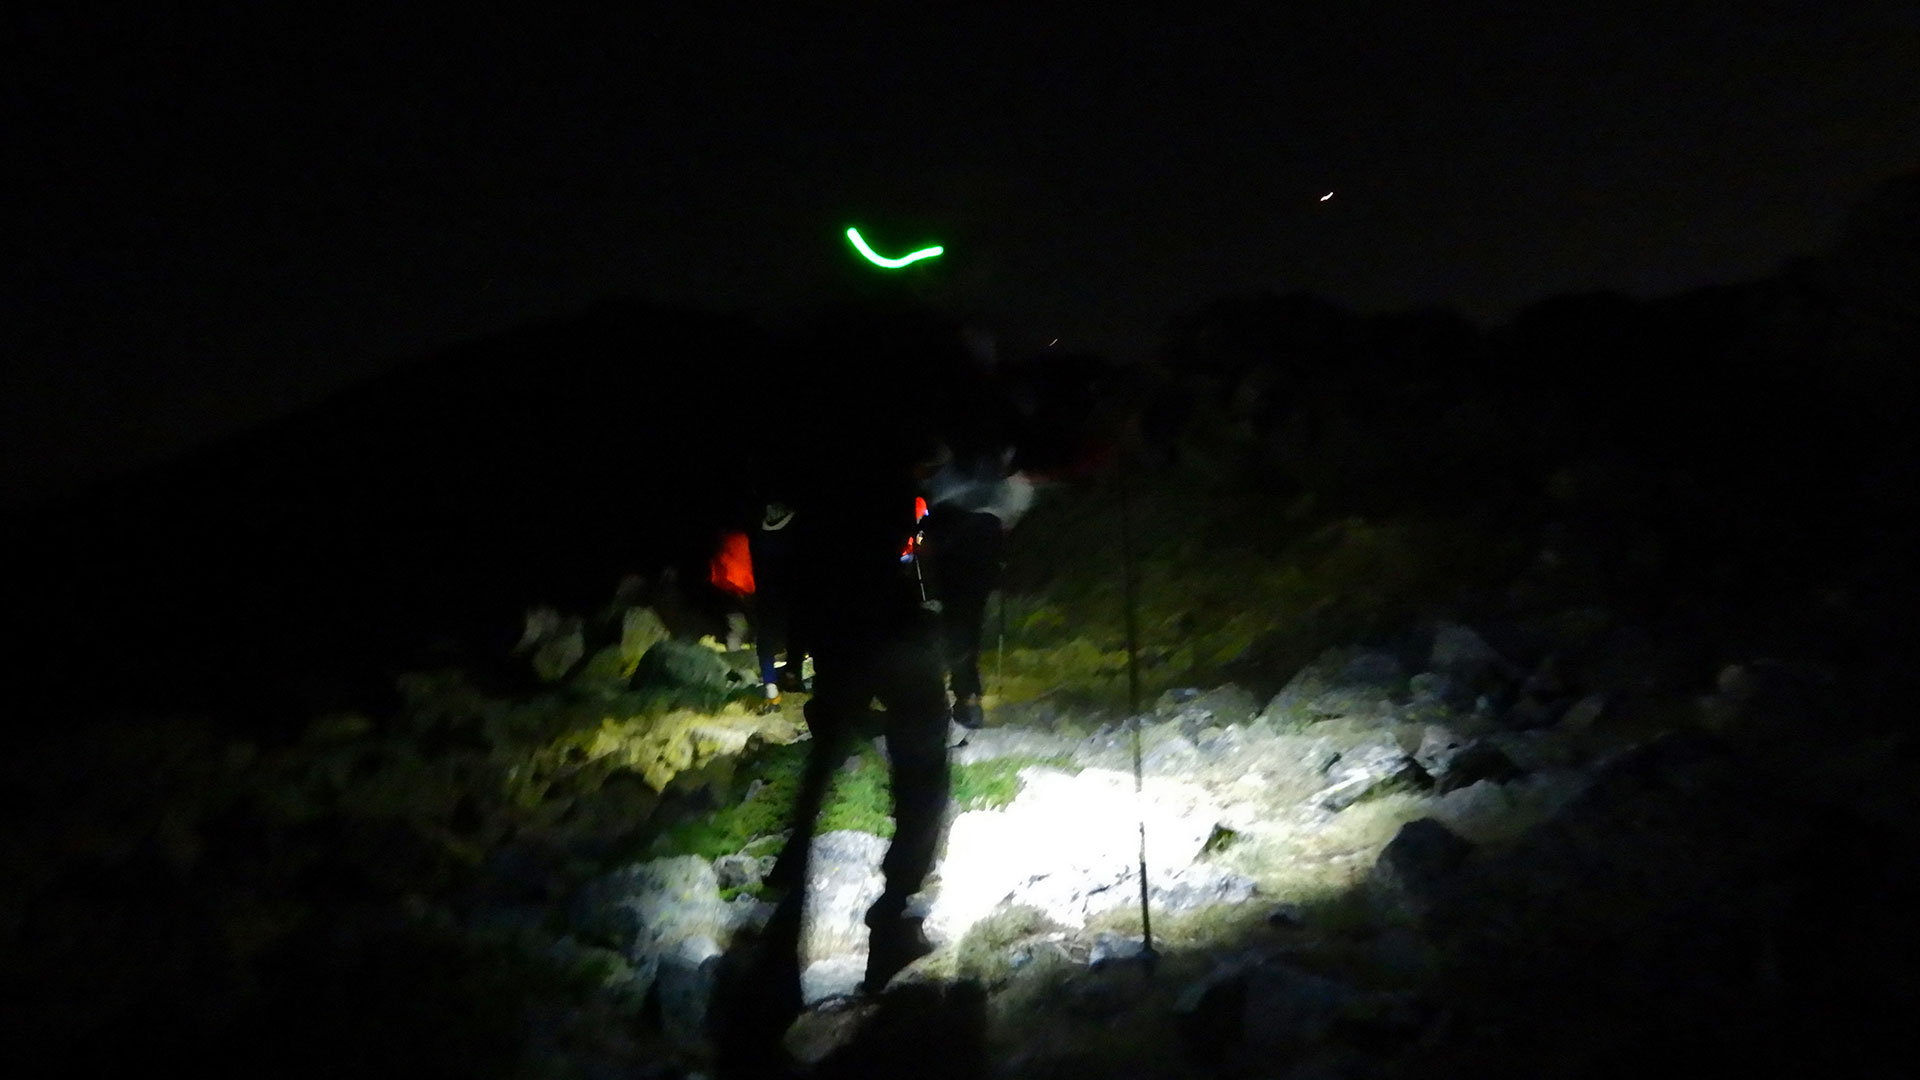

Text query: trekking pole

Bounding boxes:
[995,574,1007,696]
[1117,445,1156,971]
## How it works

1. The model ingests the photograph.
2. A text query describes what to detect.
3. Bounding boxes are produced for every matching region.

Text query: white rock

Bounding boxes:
[926,767,1224,940]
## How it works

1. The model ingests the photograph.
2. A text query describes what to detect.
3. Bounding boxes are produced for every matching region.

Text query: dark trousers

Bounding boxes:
[758,621,950,987]
[924,508,1004,701]
[748,529,796,687]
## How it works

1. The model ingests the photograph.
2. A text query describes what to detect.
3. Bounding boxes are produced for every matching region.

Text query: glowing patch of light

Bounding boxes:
[1320,191,1334,201]
[845,227,945,269]
[924,767,1221,942]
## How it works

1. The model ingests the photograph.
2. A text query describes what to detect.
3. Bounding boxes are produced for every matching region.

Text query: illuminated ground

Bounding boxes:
[4,445,1915,1078]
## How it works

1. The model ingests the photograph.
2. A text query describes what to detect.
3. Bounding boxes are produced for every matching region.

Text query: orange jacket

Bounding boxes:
[709,530,755,595]
[901,496,928,559]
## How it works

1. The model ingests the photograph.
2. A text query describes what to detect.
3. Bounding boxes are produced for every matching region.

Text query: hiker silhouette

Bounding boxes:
[712,302,1006,1075]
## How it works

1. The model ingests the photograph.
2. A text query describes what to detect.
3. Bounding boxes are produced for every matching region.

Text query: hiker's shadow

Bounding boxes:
[806,979,990,1080]
[710,927,989,1080]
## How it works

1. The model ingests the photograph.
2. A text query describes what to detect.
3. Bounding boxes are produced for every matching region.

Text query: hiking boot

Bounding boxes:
[862,913,934,995]
[951,696,985,730]
[757,683,782,714]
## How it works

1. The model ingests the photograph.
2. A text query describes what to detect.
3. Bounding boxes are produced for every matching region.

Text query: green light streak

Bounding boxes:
[846,227,944,269]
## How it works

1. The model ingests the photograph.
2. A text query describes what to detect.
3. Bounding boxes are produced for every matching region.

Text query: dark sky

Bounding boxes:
[5,3,1916,506]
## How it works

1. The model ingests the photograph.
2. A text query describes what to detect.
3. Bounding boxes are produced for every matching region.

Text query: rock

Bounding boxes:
[619,605,671,666]
[1557,692,1607,731]
[531,619,586,682]
[1404,671,1472,720]
[1141,725,1204,774]
[1087,931,1147,970]
[1337,650,1407,690]
[1699,660,1831,734]
[799,831,889,960]
[722,893,775,937]
[1315,740,1431,811]
[514,605,565,654]
[1372,818,1474,919]
[801,955,866,1005]
[1243,960,1364,1050]
[1428,623,1511,684]
[1174,951,1263,1062]
[1194,723,1255,759]
[569,855,725,992]
[928,767,1225,938]
[784,996,879,1068]
[1412,725,1464,776]
[1160,684,1261,735]
[1424,779,1517,842]
[713,852,775,893]
[947,726,1082,767]
[1424,734,1525,794]
[654,934,721,1052]
[1154,687,1204,713]
[1264,648,1407,727]
[545,936,652,1018]
[632,638,737,699]
[1412,728,1871,1068]
[1151,865,1259,911]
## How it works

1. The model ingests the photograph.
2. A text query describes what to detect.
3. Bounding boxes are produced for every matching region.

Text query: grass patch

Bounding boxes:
[953,754,1079,811]
[645,744,1082,861]
[947,904,1064,987]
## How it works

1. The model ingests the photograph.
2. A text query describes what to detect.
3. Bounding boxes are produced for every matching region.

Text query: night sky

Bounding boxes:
[6,3,1916,506]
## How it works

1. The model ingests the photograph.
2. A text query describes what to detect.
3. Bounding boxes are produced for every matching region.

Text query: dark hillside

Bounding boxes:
[9,300,770,727]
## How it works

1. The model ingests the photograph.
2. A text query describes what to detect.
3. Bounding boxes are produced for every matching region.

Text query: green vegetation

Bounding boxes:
[949,904,1062,987]
[647,742,1081,861]
[995,466,1528,714]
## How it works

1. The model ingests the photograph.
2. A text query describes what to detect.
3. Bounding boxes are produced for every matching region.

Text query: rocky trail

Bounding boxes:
[531,622,1917,1079]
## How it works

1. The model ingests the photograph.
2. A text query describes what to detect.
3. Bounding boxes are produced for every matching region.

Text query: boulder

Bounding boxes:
[654,934,722,1052]
[1158,683,1261,735]
[1427,623,1514,685]
[1414,728,1525,793]
[1243,960,1366,1051]
[801,955,866,1005]
[1087,931,1149,970]
[1557,692,1607,732]
[928,767,1224,938]
[1173,951,1263,1062]
[1264,648,1408,727]
[713,852,774,893]
[799,830,890,960]
[568,855,726,995]
[1141,724,1204,774]
[1151,865,1259,912]
[632,638,739,705]
[531,618,586,682]
[1403,671,1473,720]
[1314,739,1430,811]
[1372,818,1474,919]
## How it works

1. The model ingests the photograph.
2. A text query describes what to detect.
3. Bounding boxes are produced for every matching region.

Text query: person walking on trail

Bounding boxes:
[747,499,803,711]
[922,448,1034,729]
[713,304,1006,1074]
